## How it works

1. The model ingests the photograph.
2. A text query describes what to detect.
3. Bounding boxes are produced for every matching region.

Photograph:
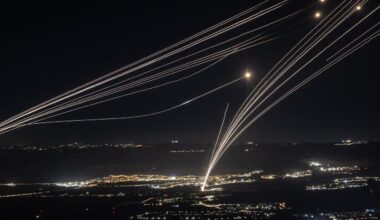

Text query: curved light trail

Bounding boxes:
[0,0,287,132]
[22,75,247,126]
[202,1,378,191]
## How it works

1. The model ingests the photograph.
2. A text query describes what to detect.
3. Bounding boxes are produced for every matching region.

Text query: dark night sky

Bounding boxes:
[0,0,379,145]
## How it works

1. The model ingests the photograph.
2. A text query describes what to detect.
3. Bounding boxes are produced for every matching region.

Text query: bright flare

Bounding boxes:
[245,72,252,79]
[356,5,362,11]
[315,12,322,19]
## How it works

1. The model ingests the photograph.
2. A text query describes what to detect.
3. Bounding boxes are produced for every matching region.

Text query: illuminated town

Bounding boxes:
[1,155,379,219]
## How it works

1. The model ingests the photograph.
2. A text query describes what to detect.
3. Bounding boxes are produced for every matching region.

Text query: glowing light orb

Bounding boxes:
[315,12,322,19]
[245,72,252,79]
[356,5,362,11]
[319,0,326,3]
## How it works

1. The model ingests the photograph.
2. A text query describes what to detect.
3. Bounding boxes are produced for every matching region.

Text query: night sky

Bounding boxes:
[0,0,379,145]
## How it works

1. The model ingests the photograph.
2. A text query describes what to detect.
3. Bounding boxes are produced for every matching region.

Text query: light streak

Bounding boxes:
[204,0,356,186]
[202,1,378,190]
[6,37,274,132]
[209,103,230,184]
[1,23,307,134]
[223,0,351,148]
[24,77,244,126]
[0,1,304,135]
[17,21,308,131]
[0,0,286,131]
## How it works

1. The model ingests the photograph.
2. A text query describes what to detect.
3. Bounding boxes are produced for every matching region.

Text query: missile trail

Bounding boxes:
[1,21,310,135]
[73,9,307,100]
[22,76,245,126]
[202,0,378,190]
[0,0,286,130]
[16,19,313,132]
[223,0,352,145]
[211,103,230,161]
[43,10,305,114]
[325,5,379,62]
[202,103,230,191]
[208,3,372,186]
[222,31,379,156]
[36,35,282,125]
[203,31,378,190]
[219,0,360,150]
[209,0,355,172]
[23,16,307,125]
[0,1,308,135]
[1,36,265,133]
[224,1,372,145]
[0,1,269,127]
[209,0,358,181]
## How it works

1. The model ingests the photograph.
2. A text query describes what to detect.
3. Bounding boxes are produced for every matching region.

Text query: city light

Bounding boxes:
[309,161,322,167]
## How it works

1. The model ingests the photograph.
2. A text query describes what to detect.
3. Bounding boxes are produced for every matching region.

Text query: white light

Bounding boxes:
[315,12,322,19]
[309,161,322,167]
[5,183,15,187]
[356,5,362,11]
[245,72,251,79]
